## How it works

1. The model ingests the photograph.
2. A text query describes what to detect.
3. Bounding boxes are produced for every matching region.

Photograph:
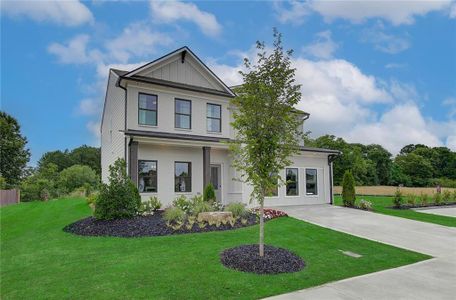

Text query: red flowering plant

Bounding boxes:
[252,208,288,220]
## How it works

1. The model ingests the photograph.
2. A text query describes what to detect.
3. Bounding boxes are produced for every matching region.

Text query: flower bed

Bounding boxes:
[220,244,305,274]
[252,208,288,220]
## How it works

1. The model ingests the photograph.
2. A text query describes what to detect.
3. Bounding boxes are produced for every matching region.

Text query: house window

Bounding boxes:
[138,160,157,193]
[306,168,318,195]
[175,162,191,192]
[207,103,221,132]
[175,99,191,129]
[286,168,299,196]
[138,93,157,126]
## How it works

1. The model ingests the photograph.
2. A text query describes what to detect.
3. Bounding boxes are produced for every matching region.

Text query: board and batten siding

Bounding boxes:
[101,71,126,183]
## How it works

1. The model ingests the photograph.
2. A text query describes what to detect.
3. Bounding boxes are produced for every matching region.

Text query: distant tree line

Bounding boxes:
[306,135,456,187]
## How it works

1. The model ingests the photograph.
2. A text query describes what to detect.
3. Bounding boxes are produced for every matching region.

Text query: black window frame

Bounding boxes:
[206,103,222,133]
[174,98,192,129]
[306,168,318,195]
[286,168,299,196]
[138,160,158,193]
[174,161,192,193]
[138,92,158,126]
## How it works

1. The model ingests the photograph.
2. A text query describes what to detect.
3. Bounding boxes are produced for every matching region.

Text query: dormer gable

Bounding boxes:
[122,47,235,97]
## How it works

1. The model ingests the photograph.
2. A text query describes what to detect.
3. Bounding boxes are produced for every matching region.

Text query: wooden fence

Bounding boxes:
[333,185,456,196]
[0,189,20,206]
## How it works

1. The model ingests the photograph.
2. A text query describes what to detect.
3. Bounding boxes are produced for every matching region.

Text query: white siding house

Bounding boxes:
[101,47,340,207]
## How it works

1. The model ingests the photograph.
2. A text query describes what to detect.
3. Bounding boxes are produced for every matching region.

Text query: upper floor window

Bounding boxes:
[175,162,191,192]
[138,160,157,193]
[175,99,191,129]
[138,93,157,126]
[306,168,318,195]
[207,103,221,132]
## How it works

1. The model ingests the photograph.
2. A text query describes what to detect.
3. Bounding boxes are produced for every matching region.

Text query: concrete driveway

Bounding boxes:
[266,205,456,300]
[413,206,456,218]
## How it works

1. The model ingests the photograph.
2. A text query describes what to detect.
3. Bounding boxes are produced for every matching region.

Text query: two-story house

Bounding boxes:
[101,47,340,207]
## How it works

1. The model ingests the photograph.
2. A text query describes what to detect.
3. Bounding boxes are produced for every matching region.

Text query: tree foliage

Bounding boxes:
[37,145,100,174]
[58,165,99,194]
[342,170,356,207]
[229,29,303,256]
[0,111,31,187]
[307,136,456,187]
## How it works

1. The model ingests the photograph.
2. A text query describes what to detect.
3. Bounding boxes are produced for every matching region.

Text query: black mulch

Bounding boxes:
[63,211,259,238]
[220,244,305,274]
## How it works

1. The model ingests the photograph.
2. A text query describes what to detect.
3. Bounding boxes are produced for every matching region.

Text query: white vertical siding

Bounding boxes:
[101,71,126,183]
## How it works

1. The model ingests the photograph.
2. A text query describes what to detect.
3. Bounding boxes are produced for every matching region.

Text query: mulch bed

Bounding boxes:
[220,244,305,274]
[63,211,260,238]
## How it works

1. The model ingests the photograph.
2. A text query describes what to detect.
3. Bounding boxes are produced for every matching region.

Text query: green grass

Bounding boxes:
[1,198,430,299]
[335,195,456,227]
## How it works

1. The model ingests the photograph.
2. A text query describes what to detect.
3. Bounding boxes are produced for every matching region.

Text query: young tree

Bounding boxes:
[230,29,303,257]
[0,112,31,187]
[342,170,356,207]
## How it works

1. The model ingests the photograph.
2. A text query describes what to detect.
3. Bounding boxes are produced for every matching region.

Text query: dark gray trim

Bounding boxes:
[206,103,222,133]
[121,75,234,98]
[175,161,192,192]
[202,147,211,189]
[175,98,192,129]
[138,92,158,126]
[138,160,158,193]
[129,141,139,187]
[123,129,230,143]
[299,146,341,154]
[328,154,339,205]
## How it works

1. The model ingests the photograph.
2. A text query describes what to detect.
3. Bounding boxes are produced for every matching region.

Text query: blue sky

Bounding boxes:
[2,0,456,165]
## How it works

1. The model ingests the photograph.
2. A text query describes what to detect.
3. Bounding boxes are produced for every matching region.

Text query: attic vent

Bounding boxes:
[181,50,187,63]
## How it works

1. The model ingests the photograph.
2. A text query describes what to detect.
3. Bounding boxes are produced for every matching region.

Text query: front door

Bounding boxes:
[210,164,222,202]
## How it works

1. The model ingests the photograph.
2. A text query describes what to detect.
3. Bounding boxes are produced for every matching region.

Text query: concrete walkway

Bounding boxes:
[266,205,456,300]
[413,206,456,217]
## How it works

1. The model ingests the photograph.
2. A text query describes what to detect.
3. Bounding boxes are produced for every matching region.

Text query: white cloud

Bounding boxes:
[211,47,455,153]
[361,26,410,54]
[302,30,338,59]
[274,0,453,25]
[77,98,101,116]
[451,2,456,17]
[86,121,101,144]
[443,97,456,118]
[48,34,103,64]
[310,0,453,25]
[273,0,311,25]
[150,0,221,37]
[385,63,406,69]
[1,0,94,26]
[105,22,172,63]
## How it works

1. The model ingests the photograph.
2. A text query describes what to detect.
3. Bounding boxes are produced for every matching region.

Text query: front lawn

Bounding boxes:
[334,195,456,227]
[1,198,429,299]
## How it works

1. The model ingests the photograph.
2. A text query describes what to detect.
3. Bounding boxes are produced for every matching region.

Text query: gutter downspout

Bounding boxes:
[328,153,340,205]
[116,77,128,174]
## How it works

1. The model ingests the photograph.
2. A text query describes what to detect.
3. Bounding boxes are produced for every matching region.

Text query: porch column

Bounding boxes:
[129,140,139,187]
[203,146,211,189]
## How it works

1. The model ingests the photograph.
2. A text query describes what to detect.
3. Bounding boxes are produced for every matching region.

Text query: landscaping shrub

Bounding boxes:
[224,202,247,218]
[203,183,216,203]
[192,201,213,216]
[94,159,141,220]
[442,190,451,203]
[172,195,192,213]
[20,177,57,201]
[163,206,185,224]
[420,193,429,206]
[433,192,442,205]
[139,196,162,215]
[453,190,456,202]
[342,170,356,207]
[393,189,403,208]
[58,165,98,194]
[358,199,372,210]
[406,194,416,206]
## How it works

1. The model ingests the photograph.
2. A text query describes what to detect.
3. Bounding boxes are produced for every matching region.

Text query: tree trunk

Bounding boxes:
[259,201,264,257]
